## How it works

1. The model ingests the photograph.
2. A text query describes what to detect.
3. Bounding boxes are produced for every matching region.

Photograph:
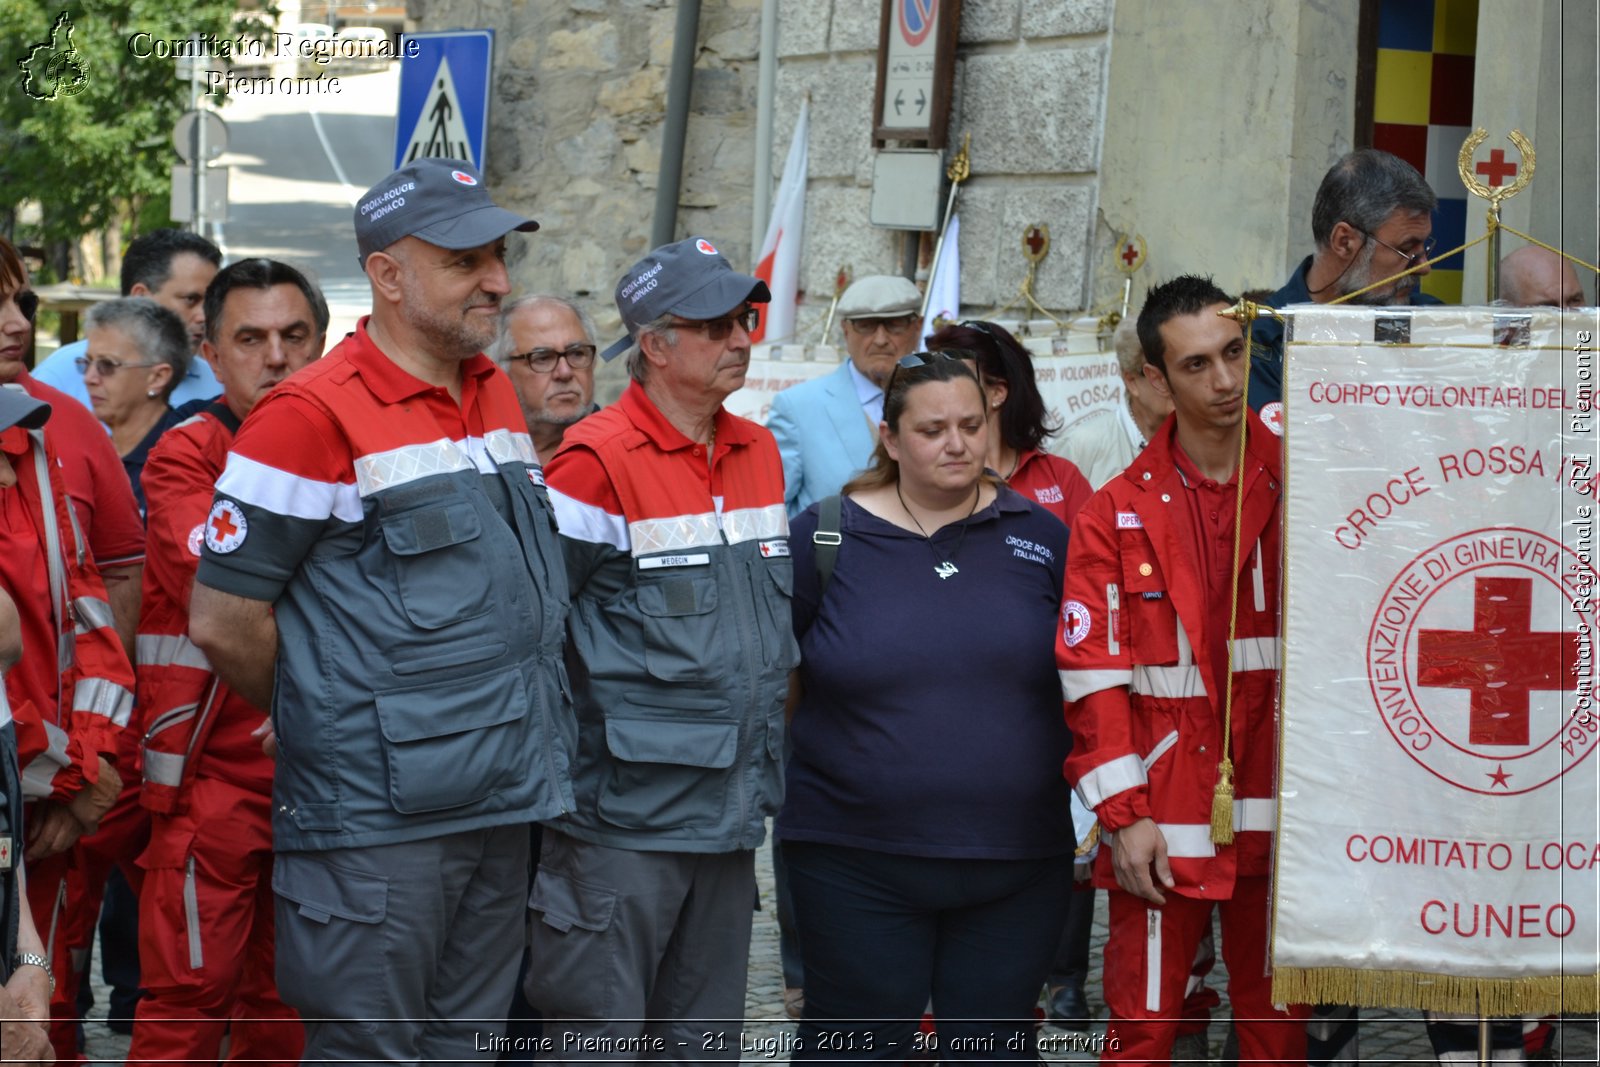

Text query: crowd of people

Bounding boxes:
[0,144,1587,1067]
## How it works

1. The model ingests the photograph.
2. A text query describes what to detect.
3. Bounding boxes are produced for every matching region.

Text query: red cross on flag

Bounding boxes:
[1273,304,1599,1016]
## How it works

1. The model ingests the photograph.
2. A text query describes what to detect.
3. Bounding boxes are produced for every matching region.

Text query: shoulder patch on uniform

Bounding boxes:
[1116,511,1142,529]
[1260,401,1284,437]
[1062,599,1092,647]
[527,466,546,488]
[758,538,789,558]
[187,522,206,558]
[1034,485,1064,504]
[204,500,248,554]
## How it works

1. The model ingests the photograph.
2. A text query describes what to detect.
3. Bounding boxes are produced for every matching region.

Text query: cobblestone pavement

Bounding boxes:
[80,830,1598,1064]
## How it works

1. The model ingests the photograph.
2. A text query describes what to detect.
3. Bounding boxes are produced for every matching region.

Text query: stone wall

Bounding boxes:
[415,0,764,351]
[773,0,1112,340]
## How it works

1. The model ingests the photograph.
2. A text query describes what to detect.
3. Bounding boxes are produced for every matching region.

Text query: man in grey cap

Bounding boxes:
[532,236,797,1058]
[189,158,574,1062]
[768,273,924,515]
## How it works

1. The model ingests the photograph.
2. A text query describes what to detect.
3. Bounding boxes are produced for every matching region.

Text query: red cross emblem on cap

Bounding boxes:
[695,239,718,255]
[451,170,478,186]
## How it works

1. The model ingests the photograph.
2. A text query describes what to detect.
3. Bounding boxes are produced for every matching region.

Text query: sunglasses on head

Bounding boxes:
[887,349,972,391]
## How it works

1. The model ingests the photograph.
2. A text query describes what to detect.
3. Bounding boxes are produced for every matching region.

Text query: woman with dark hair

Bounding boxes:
[781,352,1075,1061]
[928,319,1094,526]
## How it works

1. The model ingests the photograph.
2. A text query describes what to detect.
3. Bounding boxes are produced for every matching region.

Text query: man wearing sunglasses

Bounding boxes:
[489,294,600,461]
[1250,148,1441,423]
[769,274,924,516]
[533,237,795,1059]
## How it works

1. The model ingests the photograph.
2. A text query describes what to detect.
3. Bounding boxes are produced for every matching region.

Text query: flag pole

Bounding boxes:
[919,132,971,323]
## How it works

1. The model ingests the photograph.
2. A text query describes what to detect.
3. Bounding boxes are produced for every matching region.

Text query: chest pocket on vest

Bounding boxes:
[1121,554,1179,665]
[381,499,492,629]
[753,560,799,672]
[637,573,720,683]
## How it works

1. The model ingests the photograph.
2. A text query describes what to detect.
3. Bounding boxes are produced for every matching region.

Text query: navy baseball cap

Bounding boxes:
[0,383,50,433]
[600,237,771,361]
[354,158,538,267]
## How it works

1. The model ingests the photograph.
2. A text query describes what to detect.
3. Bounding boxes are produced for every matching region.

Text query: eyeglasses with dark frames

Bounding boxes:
[671,307,760,341]
[508,344,597,373]
[845,313,919,337]
[74,356,161,378]
[1363,231,1437,271]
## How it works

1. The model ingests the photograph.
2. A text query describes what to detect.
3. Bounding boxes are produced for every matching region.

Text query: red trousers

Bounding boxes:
[1101,877,1308,1066]
[126,778,301,1067]
[24,787,145,1064]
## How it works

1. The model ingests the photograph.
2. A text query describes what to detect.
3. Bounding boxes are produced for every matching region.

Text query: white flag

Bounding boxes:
[752,99,808,343]
[922,213,960,348]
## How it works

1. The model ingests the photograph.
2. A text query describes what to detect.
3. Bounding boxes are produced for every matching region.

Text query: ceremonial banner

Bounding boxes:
[1274,306,1599,1014]
[751,98,808,343]
[730,319,1124,440]
[922,213,959,348]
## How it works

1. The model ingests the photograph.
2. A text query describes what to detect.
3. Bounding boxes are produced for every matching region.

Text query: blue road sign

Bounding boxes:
[394,30,494,171]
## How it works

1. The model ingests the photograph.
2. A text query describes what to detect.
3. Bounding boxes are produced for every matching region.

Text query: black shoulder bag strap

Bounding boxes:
[813,494,843,596]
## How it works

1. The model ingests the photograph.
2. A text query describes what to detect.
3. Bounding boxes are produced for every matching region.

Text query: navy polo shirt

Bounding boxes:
[778,487,1075,860]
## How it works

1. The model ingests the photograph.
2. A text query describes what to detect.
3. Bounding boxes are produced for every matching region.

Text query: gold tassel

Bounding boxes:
[1272,966,1599,1015]
[1210,758,1235,844]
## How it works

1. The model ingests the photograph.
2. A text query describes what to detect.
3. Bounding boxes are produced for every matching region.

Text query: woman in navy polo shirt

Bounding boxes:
[781,353,1075,1061]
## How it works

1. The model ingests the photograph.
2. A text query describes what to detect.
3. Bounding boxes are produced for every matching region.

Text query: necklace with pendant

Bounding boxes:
[897,482,981,579]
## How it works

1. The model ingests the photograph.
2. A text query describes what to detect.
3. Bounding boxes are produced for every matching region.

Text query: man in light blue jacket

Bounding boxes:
[768,274,923,516]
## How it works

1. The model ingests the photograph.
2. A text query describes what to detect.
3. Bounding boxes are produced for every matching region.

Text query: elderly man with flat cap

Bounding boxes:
[189,158,575,1062]
[769,273,923,516]
[531,236,798,1058]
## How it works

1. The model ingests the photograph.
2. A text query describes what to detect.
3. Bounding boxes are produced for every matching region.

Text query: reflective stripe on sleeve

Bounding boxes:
[1075,753,1147,809]
[1230,636,1280,672]
[21,721,70,798]
[1059,668,1133,702]
[73,676,134,727]
[142,749,186,788]
[136,633,212,672]
[72,596,115,635]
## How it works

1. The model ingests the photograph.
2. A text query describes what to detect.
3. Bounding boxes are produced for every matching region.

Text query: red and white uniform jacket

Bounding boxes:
[1057,418,1282,899]
[137,403,274,814]
[0,421,133,801]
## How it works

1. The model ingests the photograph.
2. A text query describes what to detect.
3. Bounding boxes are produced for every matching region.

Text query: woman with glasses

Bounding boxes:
[780,352,1075,1061]
[80,298,190,518]
[929,319,1094,527]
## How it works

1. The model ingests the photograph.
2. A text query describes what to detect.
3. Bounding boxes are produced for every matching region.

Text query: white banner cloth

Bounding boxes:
[1274,305,1599,1014]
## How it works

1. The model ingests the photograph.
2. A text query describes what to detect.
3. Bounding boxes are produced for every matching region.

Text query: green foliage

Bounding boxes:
[1,0,254,245]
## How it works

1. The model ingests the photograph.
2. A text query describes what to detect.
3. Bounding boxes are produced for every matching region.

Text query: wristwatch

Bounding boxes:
[13,952,54,993]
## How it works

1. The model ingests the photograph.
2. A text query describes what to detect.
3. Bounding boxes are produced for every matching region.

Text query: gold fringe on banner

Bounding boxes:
[1272,967,1599,1016]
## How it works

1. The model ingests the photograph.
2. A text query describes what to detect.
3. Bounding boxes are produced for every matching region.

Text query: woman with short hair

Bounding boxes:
[781,352,1075,1061]
[80,297,190,516]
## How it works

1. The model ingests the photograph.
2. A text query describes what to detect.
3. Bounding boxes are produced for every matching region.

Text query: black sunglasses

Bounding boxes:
[9,289,38,322]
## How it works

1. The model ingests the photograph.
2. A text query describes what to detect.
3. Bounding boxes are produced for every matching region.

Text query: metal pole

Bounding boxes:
[190,39,204,234]
[751,0,778,257]
[1485,210,1500,302]
[651,0,702,250]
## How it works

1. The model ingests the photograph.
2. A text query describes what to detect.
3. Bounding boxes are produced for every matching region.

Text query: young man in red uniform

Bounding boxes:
[0,242,136,1062]
[1057,275,1306,1065]
[125,259,326,1067]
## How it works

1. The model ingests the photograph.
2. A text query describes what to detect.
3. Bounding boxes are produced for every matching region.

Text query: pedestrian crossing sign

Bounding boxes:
[394,30,494,171]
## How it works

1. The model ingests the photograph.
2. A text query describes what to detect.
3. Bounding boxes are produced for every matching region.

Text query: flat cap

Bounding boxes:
[837,274,922,319]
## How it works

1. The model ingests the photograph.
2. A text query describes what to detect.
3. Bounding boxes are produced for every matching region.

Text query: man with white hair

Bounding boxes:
[489,294,599,460]
[1058,317,1173,488]
[769,274,924,515]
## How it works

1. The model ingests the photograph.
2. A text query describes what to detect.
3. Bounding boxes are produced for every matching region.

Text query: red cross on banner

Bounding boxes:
[1416,575,1579,746]
[1475,147,1518,187]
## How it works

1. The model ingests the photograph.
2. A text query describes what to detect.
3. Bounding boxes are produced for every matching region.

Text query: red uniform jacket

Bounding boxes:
[137,404,273,814]
[1,423,133,801]
[1057,418,1282,899]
